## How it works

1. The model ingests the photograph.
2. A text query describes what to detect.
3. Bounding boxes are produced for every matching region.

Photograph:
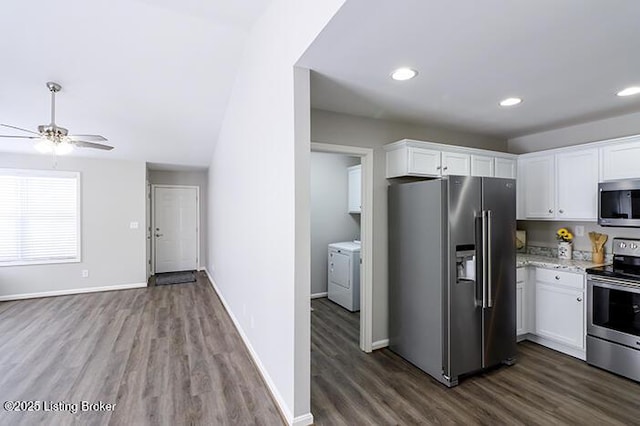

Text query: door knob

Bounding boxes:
[155,233,163,237]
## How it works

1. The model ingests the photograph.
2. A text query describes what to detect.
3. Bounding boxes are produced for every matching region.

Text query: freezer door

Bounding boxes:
[481,177,517,367]
[446,176,483,378]
[388,180,447,382]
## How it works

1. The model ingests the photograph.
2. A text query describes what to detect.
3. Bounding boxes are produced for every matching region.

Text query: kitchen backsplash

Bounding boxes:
[526,245,613,263]
[517,220,640,254]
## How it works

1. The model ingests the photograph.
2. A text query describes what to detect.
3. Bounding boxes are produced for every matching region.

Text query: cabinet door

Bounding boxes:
[408,147,441,176]
[535,282,584,349]
[441,151,470,176]
[516,282,525,336]
[601,138,640,181]
[556,148,598,220]
[495,157,517,179]
[347,165,361,214]
[471,155,494,177]
[521,156,555,218]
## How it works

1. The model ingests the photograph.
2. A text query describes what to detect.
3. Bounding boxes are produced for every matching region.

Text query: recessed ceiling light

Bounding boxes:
[499,97,522,107]
[391,68,418,81]
[617,86,640,97]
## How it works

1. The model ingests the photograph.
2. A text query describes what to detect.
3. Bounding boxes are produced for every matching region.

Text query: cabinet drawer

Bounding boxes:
[516,267,525,282]
[535,268,583,289]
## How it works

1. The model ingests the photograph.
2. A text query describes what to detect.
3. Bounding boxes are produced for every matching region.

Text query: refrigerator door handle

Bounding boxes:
[481,210,488,309]
[487,210,493,308]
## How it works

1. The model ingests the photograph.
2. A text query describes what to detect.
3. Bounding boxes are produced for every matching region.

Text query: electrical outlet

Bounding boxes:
[575,226,585,237]
[82,269,89,278]
[129,221,139,229]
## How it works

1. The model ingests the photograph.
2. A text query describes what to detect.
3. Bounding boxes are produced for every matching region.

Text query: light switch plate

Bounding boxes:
[129,221,139,229]
[575,226,584,237]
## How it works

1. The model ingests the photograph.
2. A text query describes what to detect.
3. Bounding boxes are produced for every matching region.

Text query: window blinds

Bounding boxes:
[0,169,80,266]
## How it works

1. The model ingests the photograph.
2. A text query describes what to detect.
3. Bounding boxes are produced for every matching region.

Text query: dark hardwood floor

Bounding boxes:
[311,297,640,425]
[0,272,283,426]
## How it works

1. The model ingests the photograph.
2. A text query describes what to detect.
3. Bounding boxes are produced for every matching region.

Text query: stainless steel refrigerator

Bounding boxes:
[388,176,516,387]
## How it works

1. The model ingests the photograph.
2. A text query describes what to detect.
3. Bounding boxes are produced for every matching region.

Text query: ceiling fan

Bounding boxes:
[0,82,113,155]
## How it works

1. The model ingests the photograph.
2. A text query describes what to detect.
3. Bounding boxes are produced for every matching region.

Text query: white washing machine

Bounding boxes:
[328,241,361,312]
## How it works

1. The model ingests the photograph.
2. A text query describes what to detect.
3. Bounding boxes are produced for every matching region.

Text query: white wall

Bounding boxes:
[310,152,360,296]
[148,169,208,269]
[0,153,146,298]
[508,110,640,153]
[207,1,345,424]
[310,108,507,343]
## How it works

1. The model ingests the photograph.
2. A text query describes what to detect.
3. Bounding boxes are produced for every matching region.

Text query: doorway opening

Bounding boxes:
[310,142,373,352]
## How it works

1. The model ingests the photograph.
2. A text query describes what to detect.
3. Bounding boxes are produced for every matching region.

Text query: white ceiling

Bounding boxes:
[0,0,270,166]
[299,0,640,139]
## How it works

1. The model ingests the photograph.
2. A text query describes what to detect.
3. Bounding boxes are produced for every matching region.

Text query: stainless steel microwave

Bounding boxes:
[599,180,640,227]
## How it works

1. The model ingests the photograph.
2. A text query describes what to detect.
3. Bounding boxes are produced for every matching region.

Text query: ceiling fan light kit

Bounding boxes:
[0,82,113,155]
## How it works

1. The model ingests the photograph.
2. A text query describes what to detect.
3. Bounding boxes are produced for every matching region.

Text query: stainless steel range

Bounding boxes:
[586,238,640,381]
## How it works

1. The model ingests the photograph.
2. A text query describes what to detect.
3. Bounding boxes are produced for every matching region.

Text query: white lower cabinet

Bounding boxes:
[535,282,584,350]
[516,267,529,337]
[518,266,586,359]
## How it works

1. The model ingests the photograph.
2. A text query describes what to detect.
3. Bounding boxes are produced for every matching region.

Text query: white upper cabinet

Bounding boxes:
[600,137,640,181]
[494,157,517,179]
[519,148,598,221]
[385,140,517,179]
[347,165,361,214]
[441,151,470,176]
[556,149,598,220]
[521,155,556,218]
[407,147,442,176]
[471,155,494,177]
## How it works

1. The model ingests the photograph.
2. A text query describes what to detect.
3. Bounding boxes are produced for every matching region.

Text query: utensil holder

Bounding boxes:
[592,251,604,264]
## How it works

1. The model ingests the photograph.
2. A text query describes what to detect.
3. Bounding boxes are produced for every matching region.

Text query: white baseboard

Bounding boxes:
[371,339,389,350]
[310,292,327,299]
[524,334,586,361]
[203,268,306,426]
[292,413,314,426]
[0,282,148,302]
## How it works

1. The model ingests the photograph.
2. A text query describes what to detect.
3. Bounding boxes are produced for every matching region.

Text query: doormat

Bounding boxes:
[155,271,197,286]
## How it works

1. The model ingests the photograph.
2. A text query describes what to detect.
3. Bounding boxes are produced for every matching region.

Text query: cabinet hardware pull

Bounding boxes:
[577,297,582,302]
[555,275,560,280]
[548,209,553,214]
[559,209,564,213]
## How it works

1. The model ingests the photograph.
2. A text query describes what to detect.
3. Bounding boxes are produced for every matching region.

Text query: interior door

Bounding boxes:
[154,186,198,274]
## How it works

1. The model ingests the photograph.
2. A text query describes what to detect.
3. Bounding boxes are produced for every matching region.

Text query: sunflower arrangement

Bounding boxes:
[556,228,574,243]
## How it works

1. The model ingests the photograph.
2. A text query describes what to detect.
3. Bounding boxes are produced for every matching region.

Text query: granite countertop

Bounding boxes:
[516,253,607,273]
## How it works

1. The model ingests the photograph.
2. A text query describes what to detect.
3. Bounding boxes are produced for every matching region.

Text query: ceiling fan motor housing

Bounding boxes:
[37,124,69,140]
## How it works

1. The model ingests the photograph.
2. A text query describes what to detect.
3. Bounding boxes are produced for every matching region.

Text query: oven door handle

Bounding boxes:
[589,277,640,294]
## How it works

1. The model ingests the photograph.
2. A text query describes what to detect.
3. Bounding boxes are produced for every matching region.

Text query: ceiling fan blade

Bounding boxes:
[1,124,40,135]
[0,135,39,139]
[72,140,114,150]
[68,134,108,142]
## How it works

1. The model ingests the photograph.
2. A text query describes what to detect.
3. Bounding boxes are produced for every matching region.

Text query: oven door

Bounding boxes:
[588,276,640,348]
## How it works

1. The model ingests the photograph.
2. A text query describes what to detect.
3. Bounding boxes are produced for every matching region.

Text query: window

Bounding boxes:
[0,169,80,266]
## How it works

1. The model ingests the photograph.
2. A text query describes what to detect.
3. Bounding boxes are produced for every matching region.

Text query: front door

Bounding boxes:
[154,186,198,274]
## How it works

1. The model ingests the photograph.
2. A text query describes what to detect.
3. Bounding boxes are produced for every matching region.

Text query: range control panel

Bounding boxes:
[613,238,640,257]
